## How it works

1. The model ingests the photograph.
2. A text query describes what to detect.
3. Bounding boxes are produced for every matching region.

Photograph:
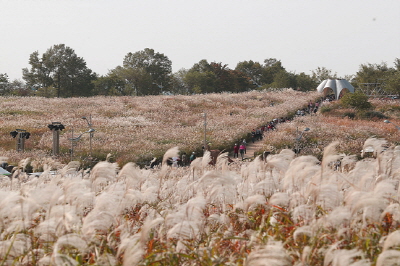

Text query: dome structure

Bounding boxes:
[316,79,355,100]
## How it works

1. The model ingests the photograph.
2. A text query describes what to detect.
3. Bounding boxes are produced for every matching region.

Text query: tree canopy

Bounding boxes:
[22,44,96,97]
[0,44,398,97]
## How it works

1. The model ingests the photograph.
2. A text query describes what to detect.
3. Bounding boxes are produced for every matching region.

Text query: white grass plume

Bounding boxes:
[328,249,367,266]
[118,234,144,266]
[90,161,118,182]
[53,233,87,254]
[269,192,289,208]
[325,206,352,229]
[283,155,320,193]
[266,149,295,175]
[0,234,31,261]
[238,194,266,212]
[197,170,238,205]
[293,225,313,242]
[292,205,315,225]
[376,250,400,266]
[162,146,180,165]
[383,230,400,251]
[245,240,291,266]
[202,150,212,169]
[215,151,229,171]
[321,141,342,173]
[117,162,144,189]
[166,196,206,240]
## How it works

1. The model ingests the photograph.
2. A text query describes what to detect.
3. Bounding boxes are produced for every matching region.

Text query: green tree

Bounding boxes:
[0,73,10,95]
[183,60,252,94]
[294,72,317,91]
[340,91,372,110]
[355,61,400,95]
[311,67,337,83]
[118,48,172,95]
[261,58,285,86]
[355,62,389,84]
[170,69,191,95]
[92,73,126,96]
[269,71,296,89]
[235,60,263,87]
[23,44,96,97]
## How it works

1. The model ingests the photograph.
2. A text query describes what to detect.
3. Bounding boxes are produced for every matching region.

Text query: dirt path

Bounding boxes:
[230,137,266,161]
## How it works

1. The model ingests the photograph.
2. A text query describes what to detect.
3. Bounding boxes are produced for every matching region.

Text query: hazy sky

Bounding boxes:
[2,0,400,81]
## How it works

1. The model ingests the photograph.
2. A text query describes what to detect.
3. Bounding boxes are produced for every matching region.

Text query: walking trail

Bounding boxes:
[230,137,266,161]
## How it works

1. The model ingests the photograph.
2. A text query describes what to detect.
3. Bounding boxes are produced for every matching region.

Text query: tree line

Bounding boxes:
[0,44,399,97]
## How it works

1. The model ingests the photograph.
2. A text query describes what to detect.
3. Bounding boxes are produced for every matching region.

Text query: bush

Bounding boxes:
[340,92,372,110]
[358,110,387,120]
[342,112,356,119]
[320,105,332,114]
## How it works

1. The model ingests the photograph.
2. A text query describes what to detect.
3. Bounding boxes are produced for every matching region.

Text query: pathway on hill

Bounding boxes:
[228,137,268,162]
[243,139,266,160]
[230,102,321,161]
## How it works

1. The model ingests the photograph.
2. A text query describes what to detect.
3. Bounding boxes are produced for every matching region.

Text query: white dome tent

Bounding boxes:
[316,79,355,100]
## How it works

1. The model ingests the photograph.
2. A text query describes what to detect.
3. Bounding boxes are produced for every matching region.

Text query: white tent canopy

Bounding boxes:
[317,79,355,100]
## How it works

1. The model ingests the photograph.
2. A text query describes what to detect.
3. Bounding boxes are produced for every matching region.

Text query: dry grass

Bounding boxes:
[0,90,320,167]
[1,95,400,265]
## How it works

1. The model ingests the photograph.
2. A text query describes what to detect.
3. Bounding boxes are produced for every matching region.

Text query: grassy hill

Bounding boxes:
[0,90,320,168]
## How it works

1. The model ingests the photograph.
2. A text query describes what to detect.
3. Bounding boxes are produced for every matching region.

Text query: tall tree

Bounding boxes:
[92,73,126,96]
[119,48,172,95]
[261,58,285,86]
[0,73,10,95]
[23,44,96,97]
[294,72,317,91]
[235,60,263,87]
[311,67,337,83]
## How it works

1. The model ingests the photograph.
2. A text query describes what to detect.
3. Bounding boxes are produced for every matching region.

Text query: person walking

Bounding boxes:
[242,139,247,154]
[251,129,256,143]
[239,143,246,160]
[233,144,239,158]
[190,152,196,162]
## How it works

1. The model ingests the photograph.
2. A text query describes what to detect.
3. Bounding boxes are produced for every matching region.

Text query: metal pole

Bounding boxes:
[203,113,207,153]
[89,114,92,157]
[52,130,60,156]
[71,128,74,161]
[295,127,299,155]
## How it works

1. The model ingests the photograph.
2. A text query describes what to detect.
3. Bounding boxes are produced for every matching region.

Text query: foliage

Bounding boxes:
[184,60,253,94]
[342,111,356,119]
[111,48,173,96]
[355,59,400,96]
[311,66,337,83]
[92,73,126,96]
[340,91,372,110]
[358,110,387,120]
[22,44,96,97]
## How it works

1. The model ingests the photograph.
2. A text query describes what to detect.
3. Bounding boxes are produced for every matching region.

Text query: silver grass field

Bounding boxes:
[1,92,400,265]
[1,138,400,265]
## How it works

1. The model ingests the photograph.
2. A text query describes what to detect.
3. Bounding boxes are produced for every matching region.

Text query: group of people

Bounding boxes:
[296,101,320,117]
[233,140,247,160]
[154,100,324,167]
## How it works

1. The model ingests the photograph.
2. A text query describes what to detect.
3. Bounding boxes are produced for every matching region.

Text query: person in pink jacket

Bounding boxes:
[239,144,246,160]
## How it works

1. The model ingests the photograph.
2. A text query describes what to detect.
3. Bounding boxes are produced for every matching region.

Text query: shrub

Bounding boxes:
[342,112,356,119]
[358,110,387,120]
[340,92,372,110]
[320,105,332,114]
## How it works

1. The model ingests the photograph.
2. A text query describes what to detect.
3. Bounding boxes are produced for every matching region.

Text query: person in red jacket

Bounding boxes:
[233,144,239,158]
